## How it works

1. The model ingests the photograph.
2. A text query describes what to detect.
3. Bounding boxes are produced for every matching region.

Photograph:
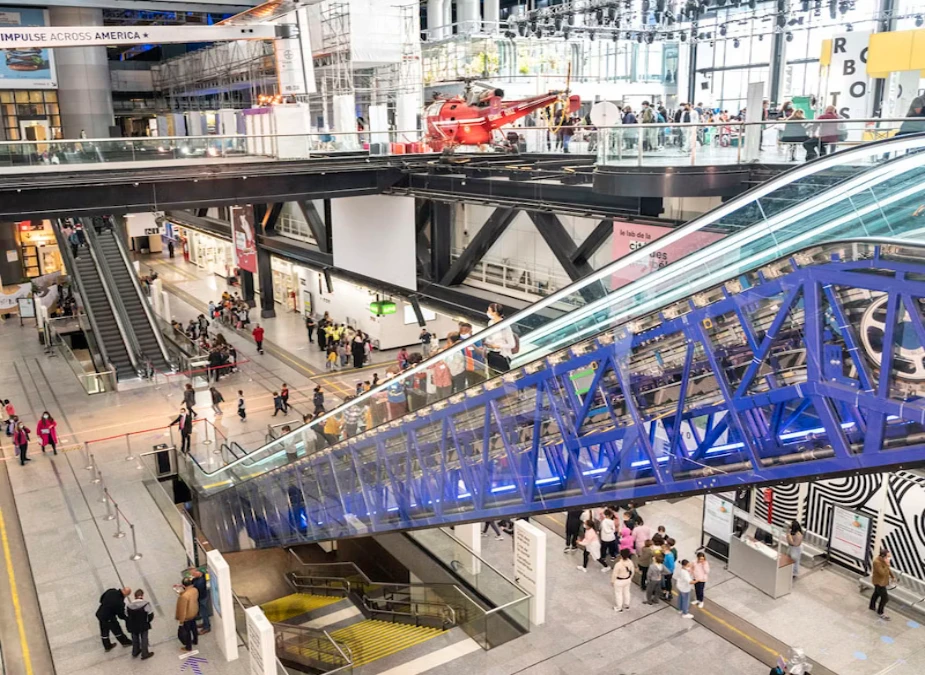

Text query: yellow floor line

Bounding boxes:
[0,506,33,675]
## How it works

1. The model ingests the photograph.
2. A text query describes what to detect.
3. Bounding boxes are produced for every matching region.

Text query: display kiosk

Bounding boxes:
[727,508,795,599]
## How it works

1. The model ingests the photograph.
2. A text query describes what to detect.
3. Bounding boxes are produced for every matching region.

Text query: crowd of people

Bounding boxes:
[305,311,375,370]
[550,502,712,616]
[94,565,212,660]
[169,316,240,381]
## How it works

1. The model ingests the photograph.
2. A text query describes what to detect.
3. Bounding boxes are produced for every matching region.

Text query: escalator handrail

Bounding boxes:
[103,220,174,369]
[82,221,142,374]
[52,219,114,374]
[189,131,925,482]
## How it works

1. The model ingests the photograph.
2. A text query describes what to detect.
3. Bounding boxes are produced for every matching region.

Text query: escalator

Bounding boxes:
[56,220,137,380]
[84,221,171,372]
[183,134,925,552]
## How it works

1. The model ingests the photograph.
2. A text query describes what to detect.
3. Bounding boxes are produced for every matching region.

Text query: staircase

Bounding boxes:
[328,620,445,668]
[71,252,135,379]
[92,227,170,371]
[260,592,342,623]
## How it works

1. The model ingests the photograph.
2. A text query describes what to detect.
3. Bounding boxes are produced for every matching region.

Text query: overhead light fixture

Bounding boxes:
[786,31,794,41]
[917,15,924,27]
[733,38,740,47]
[846,23,853,30]
[719,24,727,36]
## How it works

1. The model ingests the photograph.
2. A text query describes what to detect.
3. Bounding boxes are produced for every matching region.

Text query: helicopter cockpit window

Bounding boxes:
[426,101,444,117]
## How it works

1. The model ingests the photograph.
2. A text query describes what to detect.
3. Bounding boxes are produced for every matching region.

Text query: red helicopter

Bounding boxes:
[424,78,580,152]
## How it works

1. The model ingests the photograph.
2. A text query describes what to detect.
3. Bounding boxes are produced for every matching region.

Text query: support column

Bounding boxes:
[256,246,276,319]
[431,201,453,282]
[48,7,114,139]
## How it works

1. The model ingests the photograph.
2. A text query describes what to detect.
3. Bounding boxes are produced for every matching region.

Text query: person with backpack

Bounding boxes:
[312,386,325,414]
[125,589,155,659]
[209,387,224,416]
[482,303,516,375]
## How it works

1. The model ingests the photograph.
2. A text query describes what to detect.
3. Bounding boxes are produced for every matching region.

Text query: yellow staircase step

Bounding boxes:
[260,593,342,623]
[330,619,445,668]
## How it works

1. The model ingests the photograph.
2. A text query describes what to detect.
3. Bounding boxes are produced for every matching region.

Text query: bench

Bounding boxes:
[800,531,828,568]
[859,569,925,618]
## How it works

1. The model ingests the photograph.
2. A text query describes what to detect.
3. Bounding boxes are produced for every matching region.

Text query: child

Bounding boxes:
[237,391,246,421]
[280,384,290,413]
[272,392,286,417]
[676,559,694,618]
[125,589,155,659]
[326,345,338,371]
[338,341,349,367]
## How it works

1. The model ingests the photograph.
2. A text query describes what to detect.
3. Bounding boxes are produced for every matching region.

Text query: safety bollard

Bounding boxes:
[102,488,115,521]
[202,421,213,446]
[113,510,126,539]
[129,524,143,560]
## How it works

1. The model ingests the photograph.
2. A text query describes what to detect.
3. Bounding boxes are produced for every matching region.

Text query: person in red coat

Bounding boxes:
[12,421,31,465]
[37,411,58,455]
[252,324,265,354]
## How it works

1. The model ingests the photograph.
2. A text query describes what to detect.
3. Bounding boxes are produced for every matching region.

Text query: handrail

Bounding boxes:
[3,117,923,147]
[184,131,925,487]
[107,217,174,368]
[81,219,142,374]
[286,550,466,629]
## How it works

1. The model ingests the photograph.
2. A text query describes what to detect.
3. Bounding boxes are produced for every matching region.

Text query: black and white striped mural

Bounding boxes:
[753,471,925,579]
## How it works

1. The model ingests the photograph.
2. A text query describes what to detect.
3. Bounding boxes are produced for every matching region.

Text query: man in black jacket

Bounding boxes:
[170,408,194,453]
[96,587,132,651]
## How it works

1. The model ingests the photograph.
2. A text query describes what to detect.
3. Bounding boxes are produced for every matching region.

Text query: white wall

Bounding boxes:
[332,195,417,291]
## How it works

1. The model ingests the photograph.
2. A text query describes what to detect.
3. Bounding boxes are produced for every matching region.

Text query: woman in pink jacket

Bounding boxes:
[36,411,58,455]
[12,421,30,466]
[619,526,635,555]
[692,551,711,608]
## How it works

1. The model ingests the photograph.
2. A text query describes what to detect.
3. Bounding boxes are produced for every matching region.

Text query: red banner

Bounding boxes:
[231,206,257,274]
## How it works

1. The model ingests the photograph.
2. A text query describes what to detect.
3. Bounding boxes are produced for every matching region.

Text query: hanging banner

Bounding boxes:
[513,520,547,625]
[0,23,279,50]
[827,32,872,122]
[703,492,736,544]
[231,206,257,274]
[829,506,872,562]
[0,8,56,89]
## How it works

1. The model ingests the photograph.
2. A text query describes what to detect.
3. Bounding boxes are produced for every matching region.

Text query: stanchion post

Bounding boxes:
[91,457,101,483]
[113,509,126,539]
[129,524,143,560]
[102,488,115,520]
[98,474,108,503]
[125,433,135,461]
[84,442,94,471]
[202,420,213,446]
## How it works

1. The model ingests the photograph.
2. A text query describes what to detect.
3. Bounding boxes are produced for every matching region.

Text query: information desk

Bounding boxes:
[728,533,794,599]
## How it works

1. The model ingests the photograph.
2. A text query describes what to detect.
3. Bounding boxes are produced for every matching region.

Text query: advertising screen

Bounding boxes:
[0,8,56,89]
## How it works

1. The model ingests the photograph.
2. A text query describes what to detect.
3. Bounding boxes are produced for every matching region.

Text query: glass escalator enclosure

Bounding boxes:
[188,133,925,492]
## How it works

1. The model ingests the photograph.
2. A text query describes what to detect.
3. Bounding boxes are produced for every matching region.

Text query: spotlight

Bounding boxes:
[680,31,687,41]
[917,15,924,27]
[719,24,727,36]
[846,23,853,31]
[589,30,596,40]
[748,0,756,8]
[786,31,794,41]
[637,32,644,43]
[612,31,620,41]
[733,38,740,47]
[646,31,655,43]
[758,33,764,41]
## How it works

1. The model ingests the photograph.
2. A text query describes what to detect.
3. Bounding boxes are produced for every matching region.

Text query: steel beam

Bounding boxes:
[571,219,613,267]
[298,201,331,253]
[431,201,453,283]
[529,212,593,281]
[439,207,518,287]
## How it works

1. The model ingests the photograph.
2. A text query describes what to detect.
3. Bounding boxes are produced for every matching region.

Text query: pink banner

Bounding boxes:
[610,222,725,289]
[231,206,257,274]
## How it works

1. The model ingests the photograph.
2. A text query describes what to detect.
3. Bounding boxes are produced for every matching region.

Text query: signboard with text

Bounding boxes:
[0,8,55,89]
[0,23,277,50]
[245,606,275,675]
[611,222,725,289]
[827,32,873,123]
[829,506,872,563]
[513,520,546,625]
[703,492,736,544]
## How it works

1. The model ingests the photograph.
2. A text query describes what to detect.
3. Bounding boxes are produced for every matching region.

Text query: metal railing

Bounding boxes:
[81,452,144,560]
[286,550,475,632]
[272,623,353,674]
[2,117,922,171]
[45,318,116,394]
